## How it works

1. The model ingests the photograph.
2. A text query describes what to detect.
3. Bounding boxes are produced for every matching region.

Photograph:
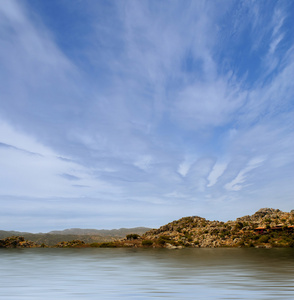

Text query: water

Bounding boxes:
[0,248,294,299]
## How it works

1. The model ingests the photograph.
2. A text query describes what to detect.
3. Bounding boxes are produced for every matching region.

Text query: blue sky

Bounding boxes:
[0,0,293,232]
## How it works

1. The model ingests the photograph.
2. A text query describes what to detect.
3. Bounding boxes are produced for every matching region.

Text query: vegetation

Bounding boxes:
[126,234,140,240]
[142,240,153,246]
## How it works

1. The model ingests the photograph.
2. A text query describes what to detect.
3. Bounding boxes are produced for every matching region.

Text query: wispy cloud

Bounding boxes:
[225,157,266,191]
[207,161,228,188]
[60,173,80,181]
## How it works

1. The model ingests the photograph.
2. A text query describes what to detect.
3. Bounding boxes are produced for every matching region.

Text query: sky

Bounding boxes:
[0,0,293,233]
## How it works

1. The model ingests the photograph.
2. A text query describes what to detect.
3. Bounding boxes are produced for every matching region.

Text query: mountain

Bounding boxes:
[0,231,111,246]
[48,227,151,237]
[0,227,151,246]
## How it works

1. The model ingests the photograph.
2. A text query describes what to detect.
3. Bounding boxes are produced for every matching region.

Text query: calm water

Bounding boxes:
[0,248,294,299]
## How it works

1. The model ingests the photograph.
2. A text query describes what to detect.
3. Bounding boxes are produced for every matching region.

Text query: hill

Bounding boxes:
[139,208,294,248]
[48,227,151,237]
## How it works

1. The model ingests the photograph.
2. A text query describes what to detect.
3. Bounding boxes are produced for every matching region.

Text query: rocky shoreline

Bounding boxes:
[1,208,294,249]
[0,236,40,248]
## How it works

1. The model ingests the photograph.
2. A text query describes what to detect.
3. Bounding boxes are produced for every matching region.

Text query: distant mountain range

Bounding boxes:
[48,227,151,237]
[0,227,151,246]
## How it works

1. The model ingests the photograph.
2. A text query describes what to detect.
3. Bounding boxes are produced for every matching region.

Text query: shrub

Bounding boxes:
[258,235,270,243]
[238,240,245,247]
[235,222,243,230]
[219,233,226,239]
[211,229,219,235]
[157,235,171,245]
[126,234,140,240]
[90,243,100,247]
[98,242,118,248]
[142,240,153,246]
[248,241,255,247]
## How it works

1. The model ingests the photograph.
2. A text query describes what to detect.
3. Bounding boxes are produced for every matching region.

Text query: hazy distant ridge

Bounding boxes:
[48,227,151,237]
[0,227,151,246]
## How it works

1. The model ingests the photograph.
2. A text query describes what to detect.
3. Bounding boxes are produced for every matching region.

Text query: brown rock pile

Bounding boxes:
[0,236,39,248]
[55,240,86,248]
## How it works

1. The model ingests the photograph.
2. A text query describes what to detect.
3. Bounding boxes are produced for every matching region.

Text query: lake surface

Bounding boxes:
[0,248,294,299]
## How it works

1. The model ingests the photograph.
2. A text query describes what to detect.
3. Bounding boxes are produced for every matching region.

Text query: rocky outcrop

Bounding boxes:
[141,208,294,248]
[236,208,282,223]
[0,236,39,248]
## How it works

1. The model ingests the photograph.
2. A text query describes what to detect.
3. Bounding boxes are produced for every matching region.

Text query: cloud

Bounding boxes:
[177,155,198,177]
[269,8,285,54]
[0,0,82,152]
[0,119,118,198]
[60,173,80,181]
[173,78,245,129]
[0,120,53,156]
[207,161,228,187]
[0,142,42,157]
[178,161,191,178]
[225,157,266,191]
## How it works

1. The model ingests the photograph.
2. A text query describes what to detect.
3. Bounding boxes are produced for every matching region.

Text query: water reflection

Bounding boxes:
[1,248,294,299]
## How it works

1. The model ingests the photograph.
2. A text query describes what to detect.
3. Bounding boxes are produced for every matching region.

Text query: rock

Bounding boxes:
[56,240,85,247]
[0,236,39,248]
[166,243,179,249]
